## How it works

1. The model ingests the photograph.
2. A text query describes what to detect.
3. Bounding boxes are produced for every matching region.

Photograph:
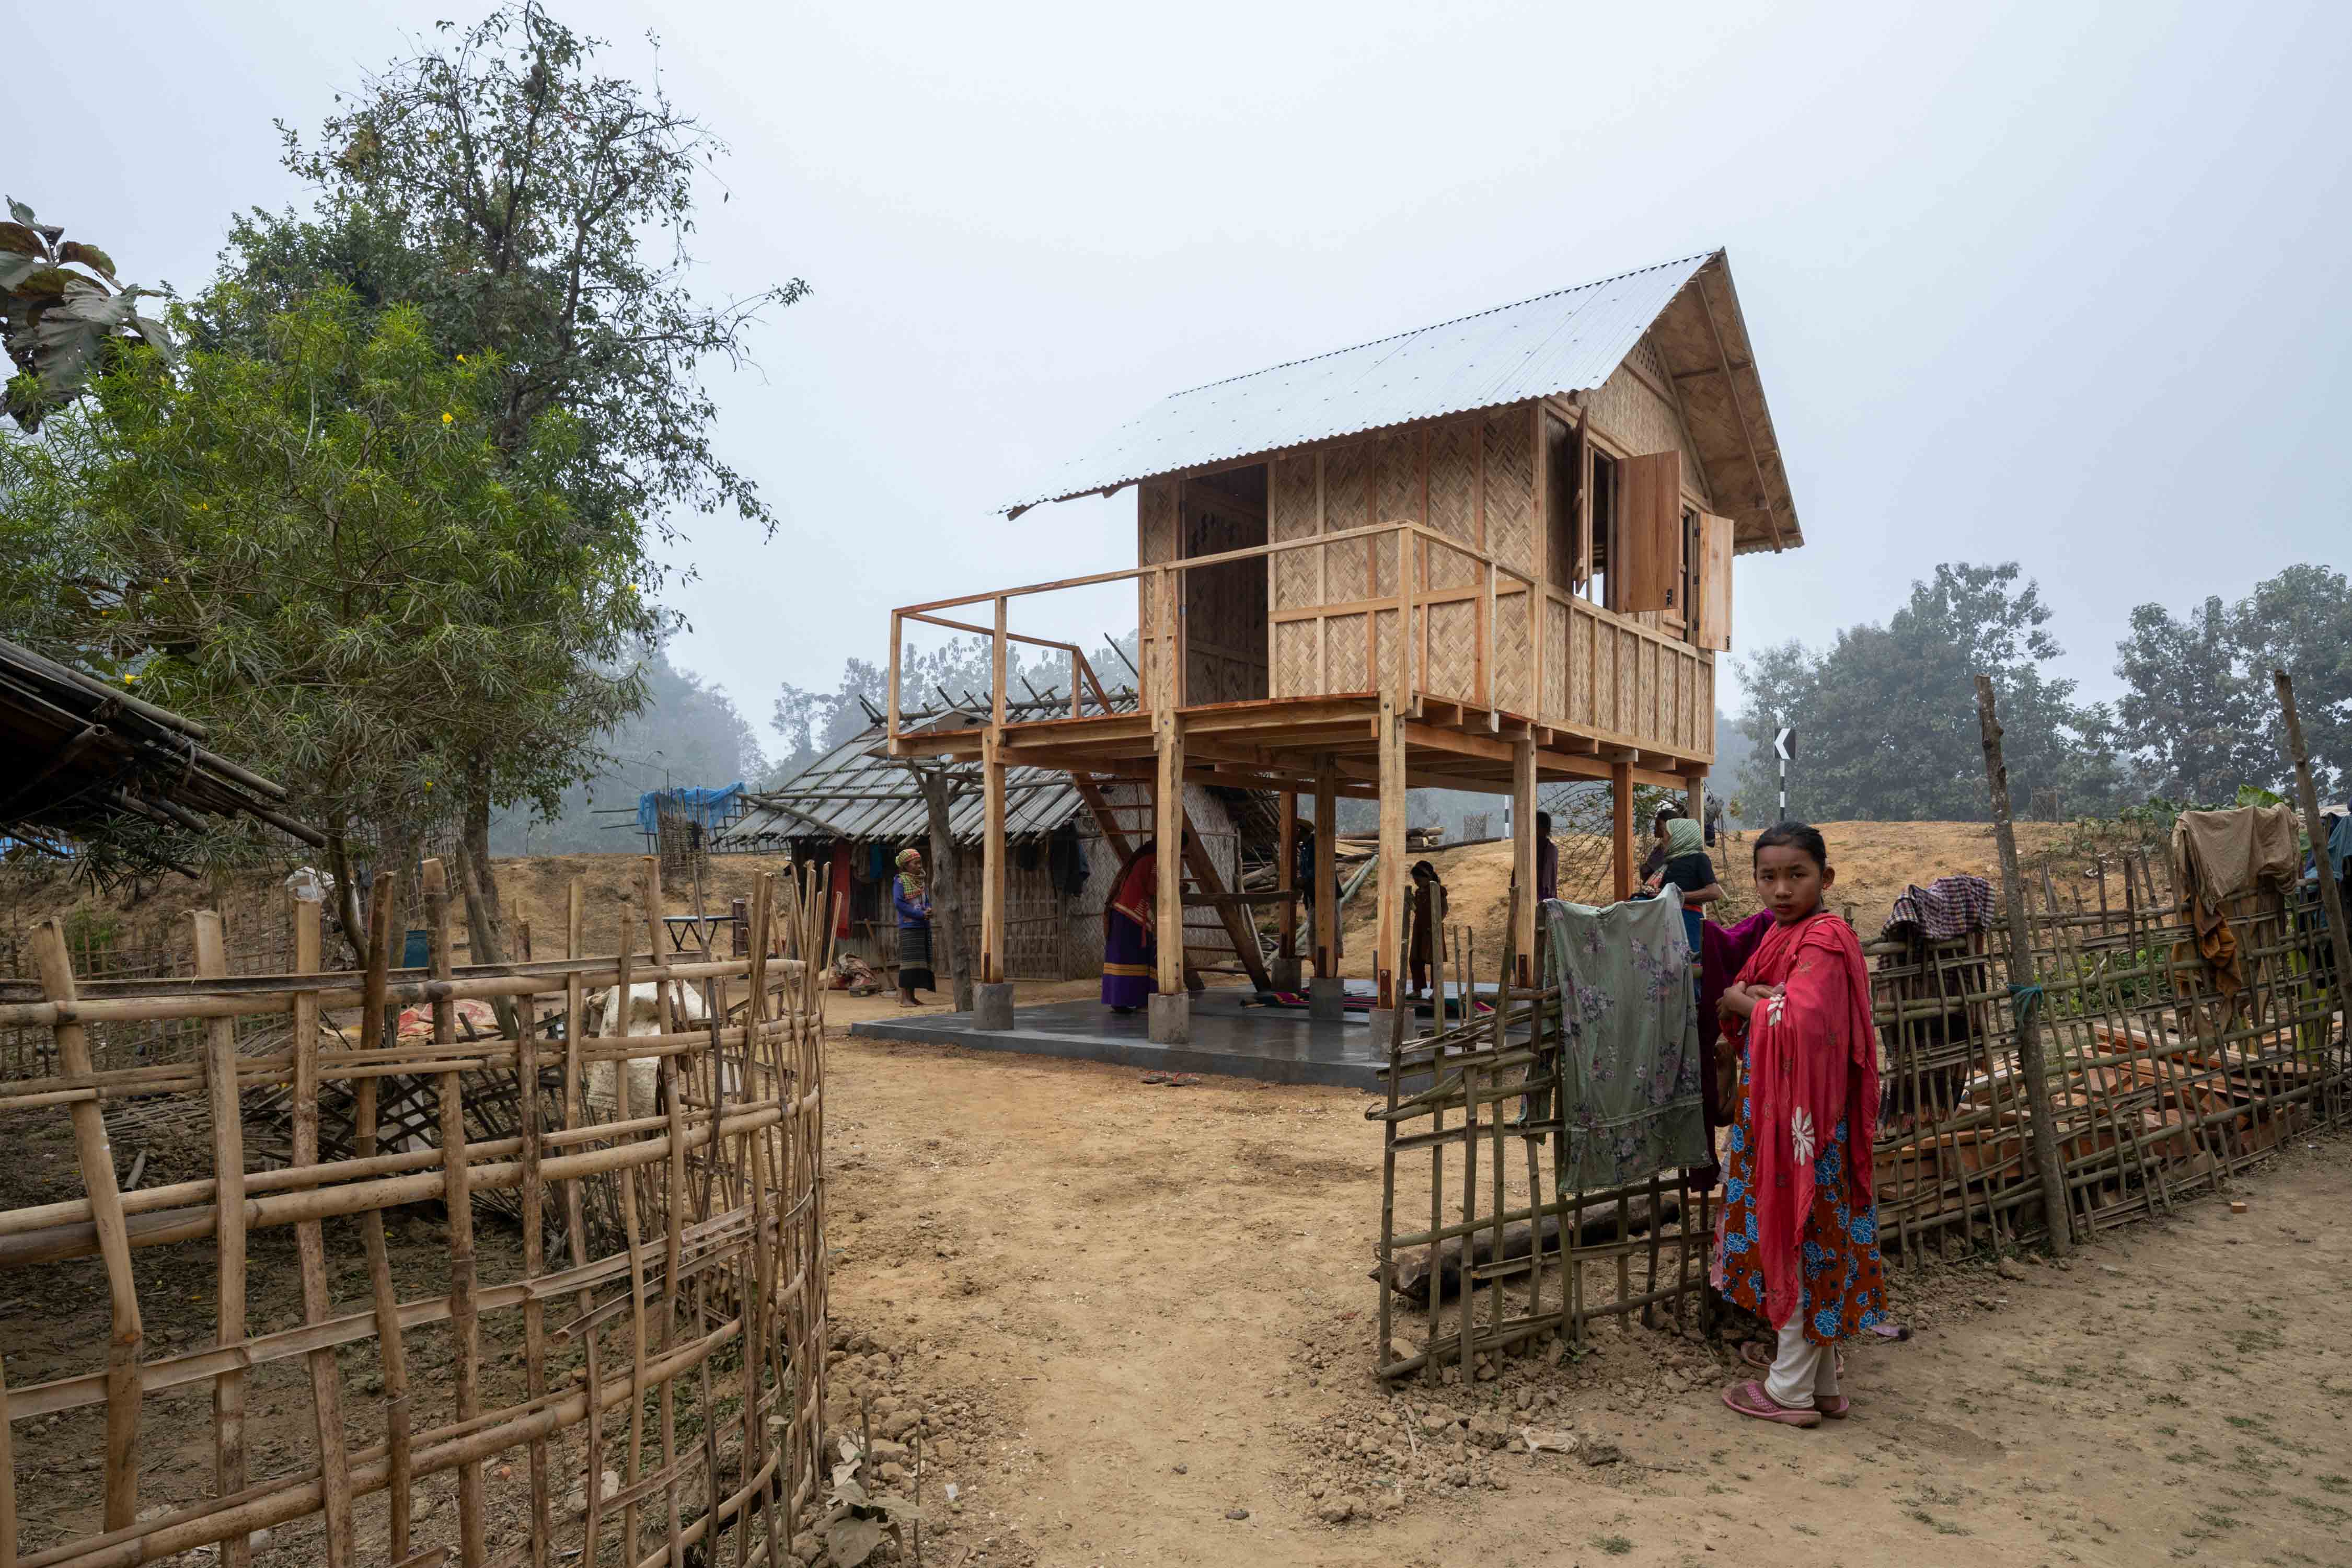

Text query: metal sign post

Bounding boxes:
[1773,727,1795,821]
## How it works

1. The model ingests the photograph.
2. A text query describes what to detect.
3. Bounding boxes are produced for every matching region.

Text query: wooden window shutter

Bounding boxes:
[1616,451,1682,612]
[1692,511,1734,651]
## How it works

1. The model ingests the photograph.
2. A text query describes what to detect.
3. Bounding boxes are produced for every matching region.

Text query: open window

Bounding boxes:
[1615,451,1682,614]
[1691,510,1733,651]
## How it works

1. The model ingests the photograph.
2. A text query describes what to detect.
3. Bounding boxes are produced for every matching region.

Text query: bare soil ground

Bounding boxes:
[822,1031,2352,1568]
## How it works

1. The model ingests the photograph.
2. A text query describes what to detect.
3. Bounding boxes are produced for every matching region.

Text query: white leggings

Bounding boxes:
[1765,1321,1841,1409]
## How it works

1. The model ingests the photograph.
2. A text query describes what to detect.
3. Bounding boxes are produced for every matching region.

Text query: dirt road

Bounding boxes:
[829,1032,2351,1568]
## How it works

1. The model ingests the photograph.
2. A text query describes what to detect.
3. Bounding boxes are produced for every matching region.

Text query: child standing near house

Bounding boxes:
[1714,822,1886,1427]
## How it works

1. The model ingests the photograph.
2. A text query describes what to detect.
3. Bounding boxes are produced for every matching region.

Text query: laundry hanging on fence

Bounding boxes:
[1543,887,1709,1192]
[2172,804,2300,996]
[1879,873,1996,945]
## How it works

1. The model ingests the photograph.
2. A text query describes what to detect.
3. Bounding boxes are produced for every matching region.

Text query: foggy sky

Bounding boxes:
[25,1,2351,763]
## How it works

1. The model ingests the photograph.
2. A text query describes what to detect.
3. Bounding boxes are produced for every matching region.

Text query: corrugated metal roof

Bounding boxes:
[719,697,1134,851]
[1006,251,1717,515]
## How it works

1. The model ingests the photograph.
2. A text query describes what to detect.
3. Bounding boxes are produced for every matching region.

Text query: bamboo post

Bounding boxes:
[422,859,491,1563]
[1974,676,2076,1256]
[288,895,358,1565]
[2274,670,2352,1030]
[191,910,251,1568]
[30,920,142,1531]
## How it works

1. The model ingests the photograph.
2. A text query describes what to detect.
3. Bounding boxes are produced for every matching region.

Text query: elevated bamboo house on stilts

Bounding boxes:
[886,250,1802,1042]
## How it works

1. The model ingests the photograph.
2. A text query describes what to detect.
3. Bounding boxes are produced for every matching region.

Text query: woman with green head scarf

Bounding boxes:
[1645,814,1723,908]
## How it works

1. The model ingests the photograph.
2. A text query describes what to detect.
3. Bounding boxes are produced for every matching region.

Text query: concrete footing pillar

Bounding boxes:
[1147,991,1191,1044]
[1308,976,1345,1022]
[972,981,1014,1032]
[1271,954,1302,992]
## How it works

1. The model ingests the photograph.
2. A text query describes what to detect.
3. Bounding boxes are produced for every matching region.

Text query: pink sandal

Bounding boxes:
[1737,1342,1851,1417]
[1721,1379,1820,1427]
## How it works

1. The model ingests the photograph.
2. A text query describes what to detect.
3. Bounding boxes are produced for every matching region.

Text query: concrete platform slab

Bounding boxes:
[850,986,1391,1087]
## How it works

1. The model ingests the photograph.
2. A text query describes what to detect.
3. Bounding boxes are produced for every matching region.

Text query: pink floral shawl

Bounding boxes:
[1725,910,1878,1329]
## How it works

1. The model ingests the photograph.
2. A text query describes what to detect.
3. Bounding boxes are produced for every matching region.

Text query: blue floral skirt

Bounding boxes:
[1716,1113,1887,1344]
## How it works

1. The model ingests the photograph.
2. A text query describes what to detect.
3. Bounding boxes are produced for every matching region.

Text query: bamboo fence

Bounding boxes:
[0,855,833,1568]
[1371,844,2349,1380]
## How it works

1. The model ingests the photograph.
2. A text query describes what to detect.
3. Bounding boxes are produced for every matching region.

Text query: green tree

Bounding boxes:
[1,198,176,431]
[2232,564,2352,797]
[0,292,639,946]
[1736,563,2127,822]
[197,1,806,942]
[2112,596,2264,805]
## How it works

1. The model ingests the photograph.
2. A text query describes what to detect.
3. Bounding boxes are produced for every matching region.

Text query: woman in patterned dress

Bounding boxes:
[1714,822,1886,1427]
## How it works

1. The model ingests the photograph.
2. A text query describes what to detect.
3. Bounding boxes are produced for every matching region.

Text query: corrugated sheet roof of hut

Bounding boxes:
[1005,249,1801,554]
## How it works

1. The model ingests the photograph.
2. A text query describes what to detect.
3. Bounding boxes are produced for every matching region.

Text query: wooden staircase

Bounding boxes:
[1070,777,1274,994]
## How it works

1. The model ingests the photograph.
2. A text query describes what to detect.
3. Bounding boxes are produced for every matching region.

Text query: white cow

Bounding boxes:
[586,981,709,1115]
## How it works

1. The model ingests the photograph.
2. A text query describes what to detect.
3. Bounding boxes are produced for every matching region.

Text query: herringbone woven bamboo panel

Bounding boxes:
[1327,612,1369,690]
[1271,455,1319,610]
[1483,408,1535,578]
[1322,443,1369,599]
[1425,420,1477,589]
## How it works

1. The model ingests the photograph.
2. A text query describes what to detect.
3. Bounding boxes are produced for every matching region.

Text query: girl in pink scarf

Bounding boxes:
[1715,823,1886,1427]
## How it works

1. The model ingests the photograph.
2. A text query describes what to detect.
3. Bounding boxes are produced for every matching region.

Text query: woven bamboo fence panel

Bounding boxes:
[1869,856,2348,1254]
[1369,897,1715,1383]
[1373,854,2349,1377]
[0,856,832,1568]
[1481,408,1536,580]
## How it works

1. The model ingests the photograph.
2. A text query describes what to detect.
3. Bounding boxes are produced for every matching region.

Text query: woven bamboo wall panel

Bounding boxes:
[1424,599,1478,702]
[1494,587,1532,715]
[1373,608,1399,691]
[1586,362,1711,509]
[1270,455,1320,611]
[1543,596,1571,727]
[1138,480,1175,564]
[1322,443,1370,600]
[1424,421,1477,589]
[1274,619,1320,699]
[1481,407,1536,580]
[1326,613,1369,690]
[1590,613,1616,732]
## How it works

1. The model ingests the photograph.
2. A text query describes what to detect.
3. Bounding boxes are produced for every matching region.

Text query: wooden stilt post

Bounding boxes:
[1155,709,1186,995]
[1610,759,1636,902]
[1377,696,1406,1010]
[980,730,1007,986]
[2273,670,2352,1027]
[1975,676,2076,1257]
[919,767,975,1011]
[1512,736,1538,986]
[1314,766,1339,978]
[1277,788,1299,981]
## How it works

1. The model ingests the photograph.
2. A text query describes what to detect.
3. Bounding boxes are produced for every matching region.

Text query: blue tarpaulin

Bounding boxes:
[638,782,747,837]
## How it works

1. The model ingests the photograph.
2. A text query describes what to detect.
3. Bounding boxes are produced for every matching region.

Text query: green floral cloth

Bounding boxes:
[1543,889,1709,1192]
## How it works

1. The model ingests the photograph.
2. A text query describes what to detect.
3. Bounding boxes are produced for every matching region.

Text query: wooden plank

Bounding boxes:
[1278,791,1298,972]
[1180,817,1273,993]
[1692,511,1734,652]
[1617,451,1682,613]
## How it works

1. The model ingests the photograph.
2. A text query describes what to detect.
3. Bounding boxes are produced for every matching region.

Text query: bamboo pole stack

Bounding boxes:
[0,856,835,1568]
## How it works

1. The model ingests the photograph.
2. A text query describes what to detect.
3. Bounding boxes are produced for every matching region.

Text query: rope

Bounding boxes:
[2008,982,2045,1023]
